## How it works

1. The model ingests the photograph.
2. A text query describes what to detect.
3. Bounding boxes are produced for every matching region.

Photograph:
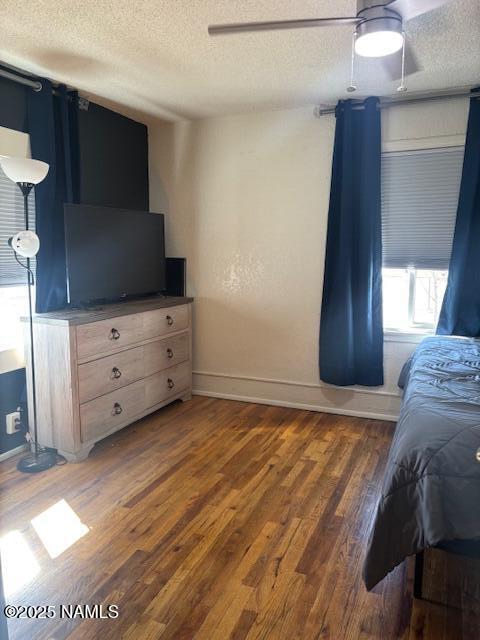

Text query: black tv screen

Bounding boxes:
[64,204,166,305]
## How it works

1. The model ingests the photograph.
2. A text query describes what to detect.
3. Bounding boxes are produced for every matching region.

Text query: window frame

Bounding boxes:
[408,268,437,331]
[381,138,463,339]
[383,267,448,336]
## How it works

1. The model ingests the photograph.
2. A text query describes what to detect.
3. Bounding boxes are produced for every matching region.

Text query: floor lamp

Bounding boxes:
[0,156,57,473]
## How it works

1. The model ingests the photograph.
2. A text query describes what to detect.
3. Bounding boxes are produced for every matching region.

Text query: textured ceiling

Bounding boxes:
[0,1,479,121]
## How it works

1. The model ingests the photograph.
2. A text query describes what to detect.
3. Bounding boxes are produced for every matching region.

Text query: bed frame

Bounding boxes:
[414,540,480,600]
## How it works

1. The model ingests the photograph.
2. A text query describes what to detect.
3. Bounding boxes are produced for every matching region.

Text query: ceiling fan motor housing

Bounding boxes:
[356,12,403,38]
[357,4,403,25]
[357,0,395,11]
[356,0,403,28]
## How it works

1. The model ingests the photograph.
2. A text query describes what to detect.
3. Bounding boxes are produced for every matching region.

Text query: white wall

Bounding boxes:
[0,126,31,158]
[149,97,469,421]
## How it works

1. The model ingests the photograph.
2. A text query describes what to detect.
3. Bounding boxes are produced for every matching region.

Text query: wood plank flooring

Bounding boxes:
[0,397,479,639]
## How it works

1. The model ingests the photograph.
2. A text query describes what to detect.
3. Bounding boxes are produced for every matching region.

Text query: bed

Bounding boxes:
[363,335,480,591]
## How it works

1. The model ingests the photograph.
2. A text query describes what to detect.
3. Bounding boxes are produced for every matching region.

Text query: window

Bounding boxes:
[381,147,464,332]
[0,164,36,286]
[0,163,36,351]
[383,268,448,332]
[0,285,31,351]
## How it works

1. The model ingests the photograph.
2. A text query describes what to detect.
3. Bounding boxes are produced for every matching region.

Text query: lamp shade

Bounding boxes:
[0,156,49,184]
[8,230,40,258]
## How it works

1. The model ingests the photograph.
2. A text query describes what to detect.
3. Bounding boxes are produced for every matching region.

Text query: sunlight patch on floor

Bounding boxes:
[0,530,40,597]
[31,499,89,559]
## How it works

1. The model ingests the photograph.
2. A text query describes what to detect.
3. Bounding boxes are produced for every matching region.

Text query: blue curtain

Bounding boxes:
[319,97,383,386]
[27,80,79,312]
[437,93,480,336]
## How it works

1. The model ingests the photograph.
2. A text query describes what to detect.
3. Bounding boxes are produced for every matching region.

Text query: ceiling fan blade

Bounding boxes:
[381,39,420,80]
[208,16,360,36]
[386,0,451,21]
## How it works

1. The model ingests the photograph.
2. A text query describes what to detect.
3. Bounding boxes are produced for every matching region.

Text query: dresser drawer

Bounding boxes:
[78,332,190,403]
[80,361,191,443]
[80,379,146,443]
[76,305,190,360]
[76,313,143,359]
[145,361,191,406]
[144,332,189,376]
[143,304,189,339]
[78,345,145,403]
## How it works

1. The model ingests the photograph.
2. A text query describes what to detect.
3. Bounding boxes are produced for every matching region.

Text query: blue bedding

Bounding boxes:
[363,335,480,589]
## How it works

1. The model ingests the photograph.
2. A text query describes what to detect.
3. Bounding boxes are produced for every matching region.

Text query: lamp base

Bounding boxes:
[17,450,58,474]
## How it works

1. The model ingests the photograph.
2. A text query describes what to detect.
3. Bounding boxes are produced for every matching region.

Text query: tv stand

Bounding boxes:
[23,296,193,462]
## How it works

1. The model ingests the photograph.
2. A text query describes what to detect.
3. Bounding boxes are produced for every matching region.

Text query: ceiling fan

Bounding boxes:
[208,0,452,91]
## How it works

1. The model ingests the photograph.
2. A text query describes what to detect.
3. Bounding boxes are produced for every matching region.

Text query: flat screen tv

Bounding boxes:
[64,203,166,305]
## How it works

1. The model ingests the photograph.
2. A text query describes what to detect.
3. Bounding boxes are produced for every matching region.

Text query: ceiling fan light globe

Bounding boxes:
[355,30,404,57]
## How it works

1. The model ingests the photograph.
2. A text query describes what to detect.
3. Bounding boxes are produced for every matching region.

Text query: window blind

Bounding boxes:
[0,165,36,286]
[381,146,464,270]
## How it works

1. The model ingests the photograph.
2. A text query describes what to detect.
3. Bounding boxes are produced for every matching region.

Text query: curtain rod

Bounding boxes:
[1,62,476,116]
[314,88,478,117]
[0,64,78,101]
[0,67,42,92]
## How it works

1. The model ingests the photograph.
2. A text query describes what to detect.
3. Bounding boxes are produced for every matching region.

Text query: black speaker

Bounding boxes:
[165,257,186,297]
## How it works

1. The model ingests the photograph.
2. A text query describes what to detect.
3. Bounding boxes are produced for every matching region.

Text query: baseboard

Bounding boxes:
[194,370,400,398]
[193,390,398,422]
[0,444,27,462]
[192,371,400,422]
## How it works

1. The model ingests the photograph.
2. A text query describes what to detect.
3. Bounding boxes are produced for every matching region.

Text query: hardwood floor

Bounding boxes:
[1,397,479,639]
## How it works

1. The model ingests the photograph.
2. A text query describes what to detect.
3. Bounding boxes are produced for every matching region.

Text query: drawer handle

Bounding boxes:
[109,328,121,341]
[167,378,175,389]
[111,367,122,379]
[166,315,174,326]
[112,402,123,415]
[166,348,174,359]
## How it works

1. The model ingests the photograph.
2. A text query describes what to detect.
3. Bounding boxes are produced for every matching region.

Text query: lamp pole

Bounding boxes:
[19,182,41,463]
[1,156,57,473]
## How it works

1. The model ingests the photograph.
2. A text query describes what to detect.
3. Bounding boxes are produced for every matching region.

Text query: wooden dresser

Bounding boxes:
[23,297,193,461]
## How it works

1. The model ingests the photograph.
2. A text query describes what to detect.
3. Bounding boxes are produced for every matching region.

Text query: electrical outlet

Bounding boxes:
[6,411,21,435]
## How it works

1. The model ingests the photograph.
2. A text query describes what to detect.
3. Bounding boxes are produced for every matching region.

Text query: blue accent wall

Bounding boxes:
[0,368,27,455]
